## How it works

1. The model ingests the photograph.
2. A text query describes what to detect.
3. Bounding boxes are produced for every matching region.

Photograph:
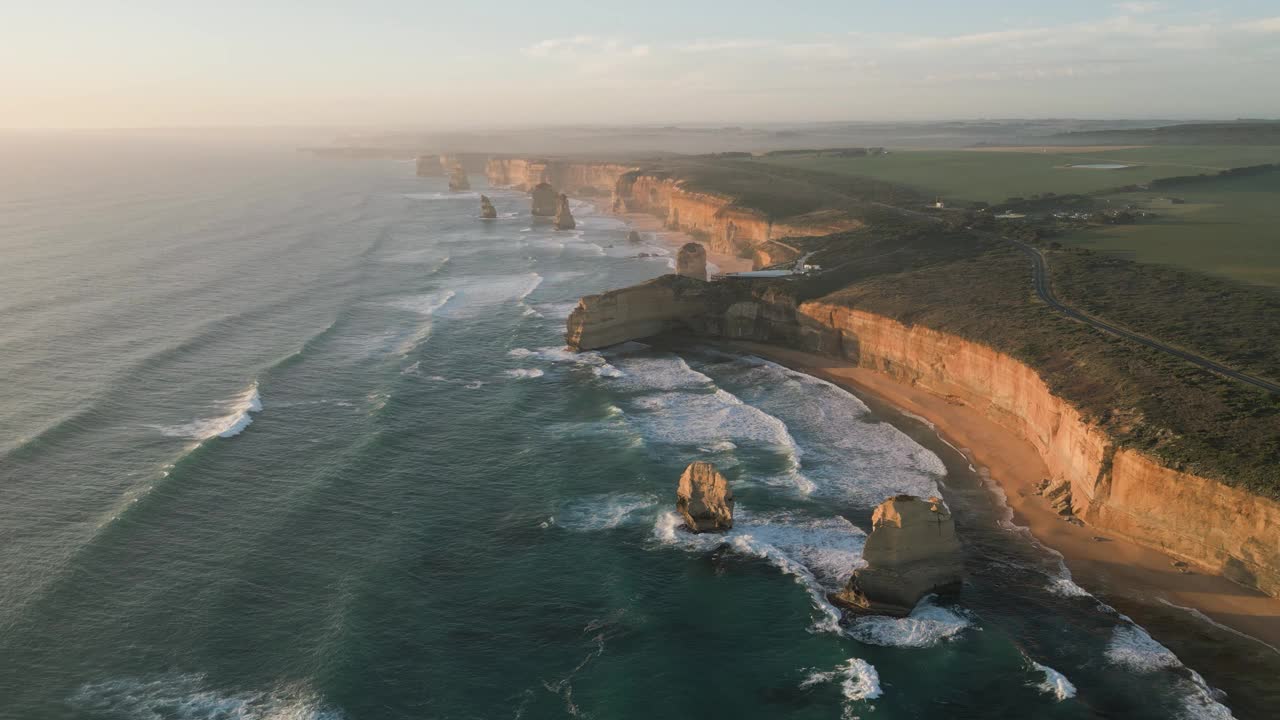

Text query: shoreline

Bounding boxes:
[724,340,1280,650]
[618,212,755,275]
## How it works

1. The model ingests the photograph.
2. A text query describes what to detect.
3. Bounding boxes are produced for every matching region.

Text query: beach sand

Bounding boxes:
[728,341,1280,650]
[621,212,754,275]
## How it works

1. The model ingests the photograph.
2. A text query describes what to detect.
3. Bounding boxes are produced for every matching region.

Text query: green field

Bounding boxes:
[1061,171,1280,286]
[759,146,1280,285]
[759,145,1280,205]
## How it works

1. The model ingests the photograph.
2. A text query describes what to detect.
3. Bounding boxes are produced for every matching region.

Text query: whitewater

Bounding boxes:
[0,137,1262,719]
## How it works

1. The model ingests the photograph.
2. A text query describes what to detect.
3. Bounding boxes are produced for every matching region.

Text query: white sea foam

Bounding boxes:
[532,301,580,320]
[504,368,545,379]
[386,290,455,316]
[1180,670,1237,720]
[653,508,865,632]
[434,274,544,318]
[1030,661,1077,701]
[687,353,943,503]
[403,191,480,201]
[68,674,344,720]
[157,382,262,440]
[1106,624,1181,671]
[1045,574,1092,598]
[558,492,660,531]
[845,596,972,647]
[801,658,883,717]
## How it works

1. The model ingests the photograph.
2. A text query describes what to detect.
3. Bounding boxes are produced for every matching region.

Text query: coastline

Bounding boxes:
[724,340,1280,650]
[618,211,755,274]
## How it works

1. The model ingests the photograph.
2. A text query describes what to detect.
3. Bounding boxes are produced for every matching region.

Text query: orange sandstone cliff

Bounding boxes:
[565,286,1280,597]
[486,158,861,262]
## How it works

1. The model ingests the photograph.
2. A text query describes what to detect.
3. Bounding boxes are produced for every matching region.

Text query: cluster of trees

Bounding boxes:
[1148,163,1280,189]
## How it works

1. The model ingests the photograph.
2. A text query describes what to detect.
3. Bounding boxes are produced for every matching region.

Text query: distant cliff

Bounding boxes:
[487,158,862,263]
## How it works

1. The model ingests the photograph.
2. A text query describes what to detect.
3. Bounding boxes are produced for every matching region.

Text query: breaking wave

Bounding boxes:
[1029,660,1077,701]
[845,596,972,647]
[504,368,545,379]
[558,492,660,531]
[652,508,865,632]
[68,674,344,720]
[156,382,262,440]
[801,658,883,717]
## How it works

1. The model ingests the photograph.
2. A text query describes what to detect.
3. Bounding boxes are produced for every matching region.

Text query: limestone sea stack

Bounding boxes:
[676,461,734,533]
[448,164,471,191]
[627,230,643,244]
[832,495,963,616]
[480,195,497,219]
[554,193,576,230]
[531,182,558,216]
[676,242,708,281]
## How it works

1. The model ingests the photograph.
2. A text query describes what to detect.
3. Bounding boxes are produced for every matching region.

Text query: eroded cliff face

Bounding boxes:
[802,302,1280,597]
[565,275,720,351]
[486,158,862,259]
[564,284,1280,597]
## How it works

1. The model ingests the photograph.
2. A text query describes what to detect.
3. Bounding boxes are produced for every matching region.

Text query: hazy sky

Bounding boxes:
[3,1,1279,128]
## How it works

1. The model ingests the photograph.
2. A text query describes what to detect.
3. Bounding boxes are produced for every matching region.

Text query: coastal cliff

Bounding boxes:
[487,158,861,261]
[565,284,1280,598]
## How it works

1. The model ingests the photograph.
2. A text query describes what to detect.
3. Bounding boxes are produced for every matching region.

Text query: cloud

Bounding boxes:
[522,35,650,59]
[1114,2,1163,14]
[1236,16,1280,34]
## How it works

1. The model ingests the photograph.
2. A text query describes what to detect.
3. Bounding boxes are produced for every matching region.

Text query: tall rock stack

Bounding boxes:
[553,194,576,230]
[832,495,963,616]
[448,164,471,191]
[676,242,708,281]
[676,461,734,533]
[479,195,497,219]
[531,182,558,217]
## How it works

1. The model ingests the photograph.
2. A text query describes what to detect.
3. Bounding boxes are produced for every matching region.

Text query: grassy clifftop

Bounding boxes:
[799,232,1280,498]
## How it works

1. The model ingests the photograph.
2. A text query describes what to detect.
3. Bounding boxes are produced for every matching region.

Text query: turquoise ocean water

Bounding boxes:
[0,136,1271,719]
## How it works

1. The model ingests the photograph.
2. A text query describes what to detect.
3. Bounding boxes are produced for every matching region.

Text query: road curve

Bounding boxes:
[1007,238,1280,395]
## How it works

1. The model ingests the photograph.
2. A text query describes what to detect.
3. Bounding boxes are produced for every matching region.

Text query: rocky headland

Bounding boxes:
[486,158,862,263]
[562,274,1280,611]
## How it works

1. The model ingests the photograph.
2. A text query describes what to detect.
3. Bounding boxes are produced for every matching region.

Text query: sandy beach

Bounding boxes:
[727,341,1280,650]
[620,212,754,274]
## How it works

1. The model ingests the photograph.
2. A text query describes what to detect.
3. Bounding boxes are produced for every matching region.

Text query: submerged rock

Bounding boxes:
[480,194,497,219]
[677,461,734,533]
[676,242,708,281]
[448,164,471,191]
[832,495,962,616]
[554,193,576,230]
[531,182,558,217]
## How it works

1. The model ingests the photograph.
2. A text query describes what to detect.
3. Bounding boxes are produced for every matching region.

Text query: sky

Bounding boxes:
[2,0,1279,128]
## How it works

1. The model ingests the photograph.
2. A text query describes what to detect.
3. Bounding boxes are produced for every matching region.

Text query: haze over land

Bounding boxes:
[4,1,1280,128]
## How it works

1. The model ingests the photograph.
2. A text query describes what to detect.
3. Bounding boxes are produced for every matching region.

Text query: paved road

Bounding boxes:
[1007,238,1280,394]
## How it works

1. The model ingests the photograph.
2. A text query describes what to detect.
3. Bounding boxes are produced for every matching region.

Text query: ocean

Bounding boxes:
[0,136,1264,719]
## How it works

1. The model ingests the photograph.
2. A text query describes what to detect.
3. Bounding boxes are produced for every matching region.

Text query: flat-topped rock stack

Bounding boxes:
[833,495,963,616]
[531,182,558,217]
[676,242,708,281]
[677,461,734,533]
[448,164,471,191]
